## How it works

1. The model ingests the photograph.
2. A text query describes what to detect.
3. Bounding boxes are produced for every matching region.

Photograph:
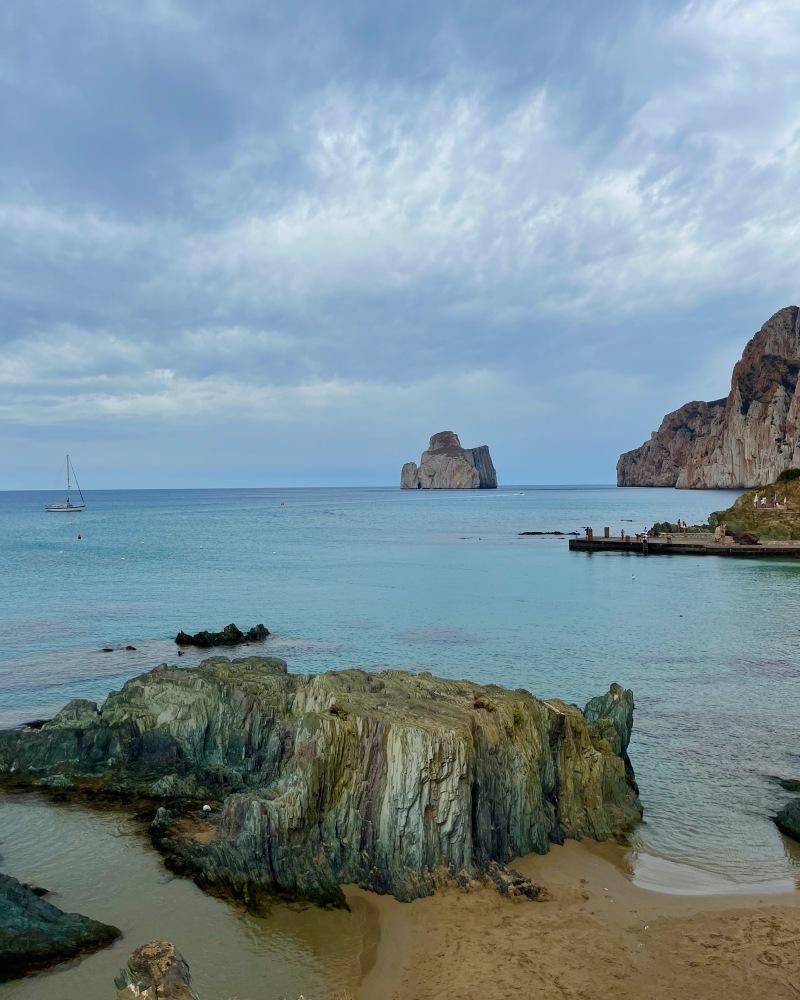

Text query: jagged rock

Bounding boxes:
[115,940,199,999]
[0,872,120,981]
[775,799,800,842]
[618,306,800,487]
[486,861,542,900]
[401,431,497,489]
[175,623,269,647]
[0,657,640,908]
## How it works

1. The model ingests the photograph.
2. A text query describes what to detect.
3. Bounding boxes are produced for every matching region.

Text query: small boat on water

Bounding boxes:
[45,455,85,512]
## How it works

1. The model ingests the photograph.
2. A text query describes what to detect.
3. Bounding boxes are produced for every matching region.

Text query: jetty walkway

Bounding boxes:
[569,531,800,559]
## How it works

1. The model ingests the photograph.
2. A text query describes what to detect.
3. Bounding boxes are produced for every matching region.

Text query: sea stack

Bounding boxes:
[401,431,497,489]
[617,306,800,488]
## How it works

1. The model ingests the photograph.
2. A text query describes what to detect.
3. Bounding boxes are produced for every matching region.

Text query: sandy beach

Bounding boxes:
[356,841,800,1000]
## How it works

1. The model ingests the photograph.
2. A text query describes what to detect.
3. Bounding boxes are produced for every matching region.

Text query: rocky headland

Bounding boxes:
[708,470,800,540]
[618,306,800,488]
[401,431,497,489]
[0,872,120,981]
[0,656,640,909]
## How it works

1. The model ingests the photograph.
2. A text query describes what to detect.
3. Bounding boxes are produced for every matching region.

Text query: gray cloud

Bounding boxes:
[1,0,799,486]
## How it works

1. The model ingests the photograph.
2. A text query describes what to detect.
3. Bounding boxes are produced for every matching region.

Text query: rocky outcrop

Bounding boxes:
[0,872,120,981]
[708,471,800,540]
[618,306,800,488]
[175,623,269,647]
[401,431,497,489]
[0,657,640,907]
[776,799,800,842]
[116,940,199,999]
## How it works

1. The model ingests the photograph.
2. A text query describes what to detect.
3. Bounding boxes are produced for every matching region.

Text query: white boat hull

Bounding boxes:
[45,503,85,512]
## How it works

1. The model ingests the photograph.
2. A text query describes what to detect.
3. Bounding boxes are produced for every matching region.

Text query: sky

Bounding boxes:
[2,0,800,488]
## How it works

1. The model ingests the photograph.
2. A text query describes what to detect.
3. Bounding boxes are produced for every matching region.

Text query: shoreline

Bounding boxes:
[356,839,800,1000]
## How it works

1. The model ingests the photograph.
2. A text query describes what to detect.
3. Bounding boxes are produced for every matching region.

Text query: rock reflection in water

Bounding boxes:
[0,792,377,1000]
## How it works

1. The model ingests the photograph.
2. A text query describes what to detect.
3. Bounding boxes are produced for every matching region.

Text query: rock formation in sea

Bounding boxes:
[776,798,800,842]
[0,872,120,981]
[175,623,269,647]
[617,306,800,488]
[115,940,199,1000]
[0,657,640,907]
[401,431,497,489]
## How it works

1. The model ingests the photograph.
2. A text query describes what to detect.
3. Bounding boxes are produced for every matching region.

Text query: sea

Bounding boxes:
[1,485,799,998]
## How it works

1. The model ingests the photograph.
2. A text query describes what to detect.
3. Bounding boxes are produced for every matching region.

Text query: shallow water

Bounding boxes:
[0,791,374,1000]
[1,485,799,893]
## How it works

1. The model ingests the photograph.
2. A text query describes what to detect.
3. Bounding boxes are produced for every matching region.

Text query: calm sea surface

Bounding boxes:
[1,485,799,995]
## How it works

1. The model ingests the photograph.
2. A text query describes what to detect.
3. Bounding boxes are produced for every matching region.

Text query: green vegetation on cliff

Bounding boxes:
[710,471,800,540]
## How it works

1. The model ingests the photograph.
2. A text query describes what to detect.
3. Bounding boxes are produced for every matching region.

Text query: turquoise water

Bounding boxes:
[1,485,799,889]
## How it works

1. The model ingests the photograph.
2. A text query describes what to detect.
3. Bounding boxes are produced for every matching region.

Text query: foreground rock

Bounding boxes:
[401,431,497,488]
[776,799,800,842]
[0,657,641,907]
[618,306,800,487]
[116,940,199,999]
[175,623,269,647]
[0,872,120,981]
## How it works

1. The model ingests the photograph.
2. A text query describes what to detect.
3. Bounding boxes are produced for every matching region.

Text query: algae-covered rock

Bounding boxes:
[0,872,120,981]
[0,657,641,906]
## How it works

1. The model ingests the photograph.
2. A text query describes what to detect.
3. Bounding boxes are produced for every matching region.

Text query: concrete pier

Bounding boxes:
[569,533,800,559]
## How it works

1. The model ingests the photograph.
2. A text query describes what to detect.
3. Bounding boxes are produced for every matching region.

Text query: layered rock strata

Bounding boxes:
[618,306,800,487]
[0,872,120,981]
[0,657,641,906]
[401,431,497,488]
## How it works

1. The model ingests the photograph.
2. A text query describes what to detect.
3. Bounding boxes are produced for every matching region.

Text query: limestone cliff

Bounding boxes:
[618,306,800,488]
[401,431,497,489]
[0,657,640,906]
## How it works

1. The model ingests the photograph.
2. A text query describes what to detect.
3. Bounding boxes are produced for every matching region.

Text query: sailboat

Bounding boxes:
[45,455,86,512]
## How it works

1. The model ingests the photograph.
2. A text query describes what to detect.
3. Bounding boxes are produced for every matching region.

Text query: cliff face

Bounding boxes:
[401,431,498,489]
[0,657,640,906]
[618,306,800,488]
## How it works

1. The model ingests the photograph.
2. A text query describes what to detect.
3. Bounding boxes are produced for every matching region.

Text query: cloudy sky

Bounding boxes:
[2,0,799,488]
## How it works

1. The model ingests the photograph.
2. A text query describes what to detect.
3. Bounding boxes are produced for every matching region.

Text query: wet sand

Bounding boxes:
[2,789,799,999]
[355,840,800,1000]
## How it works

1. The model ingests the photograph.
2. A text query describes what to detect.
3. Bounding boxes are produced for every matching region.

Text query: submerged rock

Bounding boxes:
[776,799,800,842]
[174,623,269,648]
[115,940,199,999]
[618,306,800,488]
[0,872,120,981]
[401,431,498,489]
[0,657,641,907]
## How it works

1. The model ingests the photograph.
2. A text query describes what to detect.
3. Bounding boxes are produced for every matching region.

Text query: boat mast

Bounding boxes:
[66,454,71,496]
[68,455,85,505]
